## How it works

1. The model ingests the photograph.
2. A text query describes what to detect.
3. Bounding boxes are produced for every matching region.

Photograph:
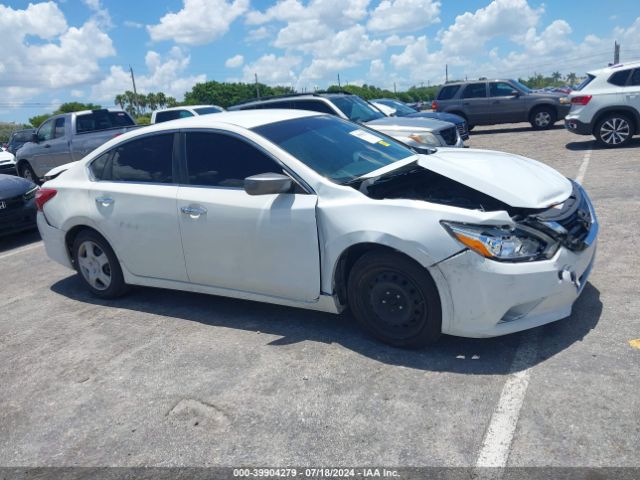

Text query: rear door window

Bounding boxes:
[629,69,640,86]
[101,134,174,183]
[437,85,461,100]
[608,70,631,86]
[462,83,487,98]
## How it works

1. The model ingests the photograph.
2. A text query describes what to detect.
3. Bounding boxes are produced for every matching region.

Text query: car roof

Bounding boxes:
[142,109,322,132]
[229,92,353,109]
[154,105,221,112]
[588,60,640,76]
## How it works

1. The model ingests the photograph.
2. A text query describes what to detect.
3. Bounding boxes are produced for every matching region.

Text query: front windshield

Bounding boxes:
[331,96,385,123]
[378,99,417,116]
[510,80,532,94]
[253,115,415,184]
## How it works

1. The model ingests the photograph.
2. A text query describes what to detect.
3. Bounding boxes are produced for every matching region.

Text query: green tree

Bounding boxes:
[551,71,562,83]
[566,72,577,86]
[56,102,101,113]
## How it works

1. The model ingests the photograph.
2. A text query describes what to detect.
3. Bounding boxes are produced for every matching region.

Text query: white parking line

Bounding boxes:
[475,155,594,470]
[0,242,42,261]
[576,149,592,184]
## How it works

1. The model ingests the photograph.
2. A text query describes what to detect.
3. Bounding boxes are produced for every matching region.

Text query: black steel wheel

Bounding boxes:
[347,250,441,348]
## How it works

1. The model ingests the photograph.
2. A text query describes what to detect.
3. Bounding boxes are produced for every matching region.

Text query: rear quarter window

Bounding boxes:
[437,85,461,100]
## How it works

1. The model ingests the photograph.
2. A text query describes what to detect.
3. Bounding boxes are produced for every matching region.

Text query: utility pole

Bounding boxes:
[445,64,448,84]
[338,73,341,88]
[614,41,620,64]
[254,73,260,99]
[129,65,139,116]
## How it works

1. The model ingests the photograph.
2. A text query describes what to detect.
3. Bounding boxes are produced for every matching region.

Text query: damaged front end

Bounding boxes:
[357,166,597,262]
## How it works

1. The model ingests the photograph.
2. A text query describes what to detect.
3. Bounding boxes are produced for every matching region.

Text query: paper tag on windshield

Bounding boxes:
[349,129,383,144]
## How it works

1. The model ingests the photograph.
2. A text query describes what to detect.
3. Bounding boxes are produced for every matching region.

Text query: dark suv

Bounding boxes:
[7,129,35,156]
[433,79,571,130]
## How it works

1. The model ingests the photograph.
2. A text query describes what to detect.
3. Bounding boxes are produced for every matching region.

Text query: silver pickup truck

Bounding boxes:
[16,109,138,183]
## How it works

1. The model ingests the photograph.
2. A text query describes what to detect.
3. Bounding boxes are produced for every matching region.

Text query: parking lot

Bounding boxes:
[1,124,639,470]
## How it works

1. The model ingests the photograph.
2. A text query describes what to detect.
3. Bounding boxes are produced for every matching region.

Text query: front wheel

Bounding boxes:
[530,106,557,130]
[594,113,634,147]
[72,230,129,299]
[347,251,442,348]
[19,162,40,185]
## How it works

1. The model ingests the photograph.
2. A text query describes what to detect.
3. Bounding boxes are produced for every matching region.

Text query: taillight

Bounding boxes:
[571,95,592,105]
[35,188,57,211]
[431,100,438,111]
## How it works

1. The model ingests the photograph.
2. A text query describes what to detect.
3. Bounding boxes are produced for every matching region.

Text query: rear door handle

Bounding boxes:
[43,144,51,148]
[95,196,114,207]
[180,205,207,218]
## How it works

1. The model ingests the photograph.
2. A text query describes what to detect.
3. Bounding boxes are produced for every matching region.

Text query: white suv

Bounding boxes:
[565,62,640,147]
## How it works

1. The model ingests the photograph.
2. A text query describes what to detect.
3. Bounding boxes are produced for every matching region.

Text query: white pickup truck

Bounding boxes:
[16,109,139,183]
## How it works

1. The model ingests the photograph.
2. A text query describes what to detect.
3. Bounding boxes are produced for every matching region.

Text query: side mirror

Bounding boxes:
[244,172,293,196]
[31,132,39,143]
[511,91,520,97]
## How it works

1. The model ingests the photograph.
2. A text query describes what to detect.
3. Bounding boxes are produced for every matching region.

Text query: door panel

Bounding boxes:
[90,182,187,281]
[488,82,526,123]
[460,82,489,124]
[177,187,320,301]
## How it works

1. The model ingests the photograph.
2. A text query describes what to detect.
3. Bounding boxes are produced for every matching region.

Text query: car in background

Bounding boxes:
[37,110,597,348]
[7,129,35,156]
[433,79,571,130]
[0,148,16,175]
[16,109,138,183]
[228,92,463,149]
[371,98,469,140]
[565,62,640,147]
[151,105,225,124]
[0,174,37,236]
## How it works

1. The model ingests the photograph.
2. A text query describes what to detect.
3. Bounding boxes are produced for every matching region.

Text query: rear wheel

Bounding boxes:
[530,106,557,130]
[19,162,40,184]
[347,251,441,348]
[72,230,128,299]
[594,113,634,147]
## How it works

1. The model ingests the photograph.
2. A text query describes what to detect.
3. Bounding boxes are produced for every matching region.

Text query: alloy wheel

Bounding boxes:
[534,111,552,127]
[600,117,630,145]
[77,240,112,290]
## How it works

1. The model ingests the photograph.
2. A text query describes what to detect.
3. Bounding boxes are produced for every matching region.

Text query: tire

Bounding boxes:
[594,113,634,148]
[347,250,442,348]
[530,106,557,130]
[467,124,475,131]
[72,230,129,299]
[19,162,40,185]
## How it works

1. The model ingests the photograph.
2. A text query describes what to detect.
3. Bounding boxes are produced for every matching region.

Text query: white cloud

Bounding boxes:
[439,0,543,55]
[82,0,112,29]
[0,2,115,101]
[367,0,440,33]
[71,89,85,98]
[123,20,144,29]
[92,47,206,102]
[147,0,248,45]
[225,54,244,68]
[242,54,302,85]
[246,0,370,29]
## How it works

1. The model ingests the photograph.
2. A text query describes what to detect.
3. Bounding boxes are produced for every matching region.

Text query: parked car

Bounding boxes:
[0,149,16,175]
[0,174,37,236]
[371,98,469,140]
[433,79,571,130]
[16,109,138,183]
[151,105,225,124]
[7,128,35,156]
[37,110,597,348]
[565,62,640,147]
[228,92,463,149]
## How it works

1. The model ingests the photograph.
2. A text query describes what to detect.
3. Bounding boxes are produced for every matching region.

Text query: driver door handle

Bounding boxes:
[181,205,207,218]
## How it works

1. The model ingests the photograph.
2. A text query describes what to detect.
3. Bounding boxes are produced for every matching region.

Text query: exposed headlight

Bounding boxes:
[441,221,558,262]
[23,186,38,201]
[407,132,441,147]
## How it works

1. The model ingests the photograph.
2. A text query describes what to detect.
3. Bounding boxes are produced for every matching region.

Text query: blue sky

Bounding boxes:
[1,0,640,123]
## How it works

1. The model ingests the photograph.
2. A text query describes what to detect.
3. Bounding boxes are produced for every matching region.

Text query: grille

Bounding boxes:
[440,126,458,145]
[528,183,594,252]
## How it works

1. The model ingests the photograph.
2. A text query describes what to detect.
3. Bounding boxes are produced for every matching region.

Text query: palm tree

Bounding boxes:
[114,94,125,110]
[551,71,562,84]
[147,93,158,112]
[156,92,167,109]
[566,72,577,86]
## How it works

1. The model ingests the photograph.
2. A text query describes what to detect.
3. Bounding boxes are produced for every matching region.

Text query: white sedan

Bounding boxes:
[36,110,598,348]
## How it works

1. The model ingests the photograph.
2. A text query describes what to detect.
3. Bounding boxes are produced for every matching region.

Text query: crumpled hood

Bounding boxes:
[40,143,570,210]
[0,174,36,199]
[417,148,572,209]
